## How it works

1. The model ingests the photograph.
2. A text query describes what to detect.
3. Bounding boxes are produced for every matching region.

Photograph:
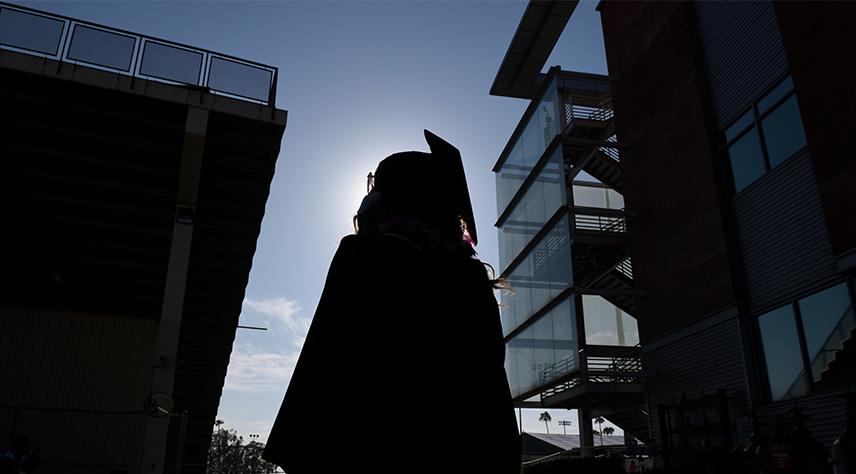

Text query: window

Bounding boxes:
[723,76,808,193]
[756,282,855,402]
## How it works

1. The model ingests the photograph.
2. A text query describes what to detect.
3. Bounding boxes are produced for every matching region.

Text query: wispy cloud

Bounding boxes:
[224,346,299,393]
[243,296,308,332]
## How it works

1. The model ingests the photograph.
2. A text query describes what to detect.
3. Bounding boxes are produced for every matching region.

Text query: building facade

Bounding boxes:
[0,3,286,473]
[493,0,855,467]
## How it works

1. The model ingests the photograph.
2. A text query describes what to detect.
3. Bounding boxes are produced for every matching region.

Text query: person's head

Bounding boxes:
[354,130,477,256]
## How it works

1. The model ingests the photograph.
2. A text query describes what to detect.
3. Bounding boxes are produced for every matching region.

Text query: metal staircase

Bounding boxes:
[783,305,855,398]
[605,407,651,444]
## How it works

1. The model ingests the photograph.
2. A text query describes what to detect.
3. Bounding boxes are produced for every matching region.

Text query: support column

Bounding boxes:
[141,106,208,474]
[578,407,594,458]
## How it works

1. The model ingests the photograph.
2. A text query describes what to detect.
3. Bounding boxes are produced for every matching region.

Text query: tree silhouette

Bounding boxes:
[539,412,552,434]
[207,420,278,474]
[603,426,614,437]
[594,416,605,446]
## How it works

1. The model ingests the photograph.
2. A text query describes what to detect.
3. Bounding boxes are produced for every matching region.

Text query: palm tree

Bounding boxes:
[603,426,615,437]
[539,411,552,434]
[594,416,605,446]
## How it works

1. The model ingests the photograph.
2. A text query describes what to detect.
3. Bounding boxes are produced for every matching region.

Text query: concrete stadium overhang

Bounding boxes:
[490,0,579,99]
[0,47,286,474]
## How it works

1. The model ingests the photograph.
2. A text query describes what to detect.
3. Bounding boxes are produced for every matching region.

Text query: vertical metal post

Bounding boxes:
[175,410,188,474]
[140,106,208,474]
[578,407,594,458]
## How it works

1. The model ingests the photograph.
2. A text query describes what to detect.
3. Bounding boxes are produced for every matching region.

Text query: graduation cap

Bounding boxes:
[370,130,478,245]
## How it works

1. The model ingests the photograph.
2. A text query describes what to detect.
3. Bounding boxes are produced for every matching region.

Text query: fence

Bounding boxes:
[0,3,278,105]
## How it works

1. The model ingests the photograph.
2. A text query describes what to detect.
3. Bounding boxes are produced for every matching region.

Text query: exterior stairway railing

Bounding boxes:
[573,206,628,235]
[563,94,615,127]
[539,345,643,400]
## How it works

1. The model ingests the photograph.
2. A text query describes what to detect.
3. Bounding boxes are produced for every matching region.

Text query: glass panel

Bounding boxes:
[501,253,532,335]
[505,297,578,398]
[495,141,527,217]
[607,190,625,210]
[546,226,573,300]
[758,305,809,401]
[724,109,755,143]
[798,283,855,383]
[517,326,536,396]
[497,147,564,271]
[532,215,572,309]
[500,215,571,336]
[67,25,136,72]
[495,76,561,213]
[139,41,203,85]
[533,316,555,385]
[552,298,576,365]
[727,127,766,193]
[761,96,807,168]
[208,56,273,102]
[758,76,794,115]
[505,341,520,396]
[573,184,608,208]
[622,312,640,346]
[0,8,65,55]
[582,295,637,346]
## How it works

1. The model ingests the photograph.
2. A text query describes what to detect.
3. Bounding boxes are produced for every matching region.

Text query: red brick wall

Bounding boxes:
[774,1,856,261]
[599,1,739,341]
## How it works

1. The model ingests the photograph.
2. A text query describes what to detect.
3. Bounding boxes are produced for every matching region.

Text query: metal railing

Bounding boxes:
[0,2,278,105]
[573,206,628,234]
[539,345,643,400]
[615,257,633,280]
[599,134,621,162]
[585,345,643,384]
[563,95,615,126]
[539,354,579,385]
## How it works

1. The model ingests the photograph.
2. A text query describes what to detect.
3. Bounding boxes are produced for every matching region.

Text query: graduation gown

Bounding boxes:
[262,233,521,473]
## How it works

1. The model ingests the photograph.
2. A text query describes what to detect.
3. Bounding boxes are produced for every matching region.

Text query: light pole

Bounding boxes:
[558,420,573,435]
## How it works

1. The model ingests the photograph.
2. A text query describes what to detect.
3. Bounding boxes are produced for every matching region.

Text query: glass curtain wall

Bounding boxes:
[572,182,625,210]
[758,282,855,401]
[505,297,577,398]
[582,295,639,347]
[498,146,566,272]
[495,76,562,213]
[500,215,573,336]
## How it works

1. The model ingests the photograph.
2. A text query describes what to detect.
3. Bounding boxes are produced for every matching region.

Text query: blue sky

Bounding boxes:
[16,0,612,441]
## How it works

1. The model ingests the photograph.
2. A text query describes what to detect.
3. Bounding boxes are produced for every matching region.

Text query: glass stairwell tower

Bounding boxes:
[494,66,648,452]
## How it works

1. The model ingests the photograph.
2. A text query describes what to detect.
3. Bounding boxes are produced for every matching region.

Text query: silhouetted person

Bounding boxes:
[1,433,39,474]
[263,130,520,473]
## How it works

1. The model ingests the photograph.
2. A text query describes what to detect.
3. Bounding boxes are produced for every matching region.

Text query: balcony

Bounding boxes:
[0,3,278,106]
[540,345,643,406]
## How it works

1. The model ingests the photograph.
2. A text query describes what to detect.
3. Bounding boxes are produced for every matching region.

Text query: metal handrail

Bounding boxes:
[615,257,633,280]
[539,346,643,400]
[563,94,615,126]
[599,135,621,162]
[539,354,579,384]
[0,2,278,106]
[573,207,628,234]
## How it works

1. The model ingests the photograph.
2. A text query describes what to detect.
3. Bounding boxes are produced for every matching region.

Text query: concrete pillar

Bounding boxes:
[578,407,594,458]
[140,107,208,474]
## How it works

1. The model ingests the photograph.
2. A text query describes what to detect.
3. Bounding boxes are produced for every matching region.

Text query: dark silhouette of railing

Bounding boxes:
[0,2,278,105]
